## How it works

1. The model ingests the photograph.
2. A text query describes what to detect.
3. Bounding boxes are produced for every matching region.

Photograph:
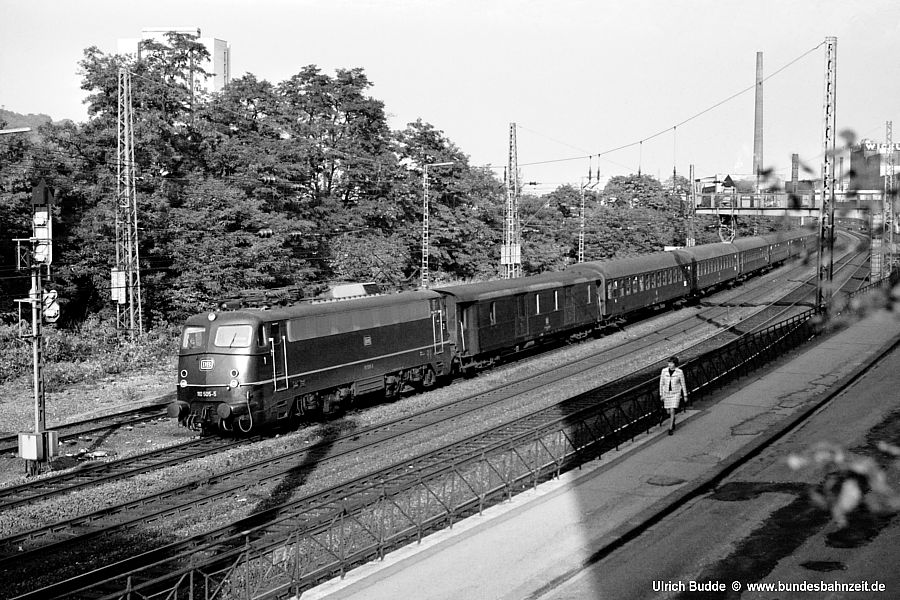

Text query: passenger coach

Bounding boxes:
[435,271,597,372]
[567,251,692,321]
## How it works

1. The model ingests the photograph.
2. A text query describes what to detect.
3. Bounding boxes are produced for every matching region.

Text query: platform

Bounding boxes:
[300,308,900,600]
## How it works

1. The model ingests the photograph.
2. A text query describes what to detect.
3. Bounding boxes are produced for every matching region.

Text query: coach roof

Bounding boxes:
[567,251,690,280]
[434,271,592,302]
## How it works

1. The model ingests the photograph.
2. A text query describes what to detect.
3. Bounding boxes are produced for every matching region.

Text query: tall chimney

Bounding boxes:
[791,153,799,193]
[753,52,764,192]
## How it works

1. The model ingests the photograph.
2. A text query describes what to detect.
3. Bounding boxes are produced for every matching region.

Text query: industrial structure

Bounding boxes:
[117,27,231,93]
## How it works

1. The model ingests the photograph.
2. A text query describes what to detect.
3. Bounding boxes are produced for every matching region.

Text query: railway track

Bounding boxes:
[7,302,844,599]
[2,241,869,598]
[0,435,253,511]
[0,236,841,510]
[0,396,172,456]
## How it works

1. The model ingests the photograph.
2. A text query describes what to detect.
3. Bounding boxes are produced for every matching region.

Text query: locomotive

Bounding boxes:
[168,230,816,433]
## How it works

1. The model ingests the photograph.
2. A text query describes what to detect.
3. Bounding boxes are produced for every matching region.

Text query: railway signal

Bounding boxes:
[11,180,60,475]
[42,289,60,324]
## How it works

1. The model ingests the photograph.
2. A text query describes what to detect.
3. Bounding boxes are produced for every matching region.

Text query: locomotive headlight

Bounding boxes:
[230,369,239,378]
[229,379,239,389]
[179,379,188,388]
[207,313,216,321]
[180,370,188,378]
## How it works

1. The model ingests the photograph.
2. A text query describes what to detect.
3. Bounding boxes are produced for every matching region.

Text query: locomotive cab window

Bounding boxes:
[182,326,206,350]
[214,324,253,348]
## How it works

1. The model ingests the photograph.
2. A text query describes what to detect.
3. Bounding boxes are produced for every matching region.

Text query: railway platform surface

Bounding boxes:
[301,308,900,600]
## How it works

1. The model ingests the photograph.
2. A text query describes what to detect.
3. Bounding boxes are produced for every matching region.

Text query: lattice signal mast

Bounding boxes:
[421,161,453,289]
[816,36,837,309]
[502,123,522,278]
[115,67,144,335]
[886,121,894,278]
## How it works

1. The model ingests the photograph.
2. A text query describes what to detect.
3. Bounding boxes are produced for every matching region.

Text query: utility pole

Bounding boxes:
[816,36,837,310]
[578,182,587,263]
[421,161,454,289]
[579,165,599,263]
[687,164,696,247]
[13,181,60,476]
[115,67,144,336]
[502,123,522,278]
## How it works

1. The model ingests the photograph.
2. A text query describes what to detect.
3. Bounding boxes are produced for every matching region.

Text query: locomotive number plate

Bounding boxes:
[199,358,214,371]
[197,390,218,398]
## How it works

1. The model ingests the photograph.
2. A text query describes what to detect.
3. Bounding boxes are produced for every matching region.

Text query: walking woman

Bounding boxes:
[659,356,688,435]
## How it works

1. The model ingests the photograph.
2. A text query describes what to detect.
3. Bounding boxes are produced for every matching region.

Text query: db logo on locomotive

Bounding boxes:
[199,358,215,371]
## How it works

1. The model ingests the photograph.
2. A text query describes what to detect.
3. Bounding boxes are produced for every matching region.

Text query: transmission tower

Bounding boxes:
[502,123,522,278]
[816,36,837,309]
[884,121,894,281]
[115,67,144,336]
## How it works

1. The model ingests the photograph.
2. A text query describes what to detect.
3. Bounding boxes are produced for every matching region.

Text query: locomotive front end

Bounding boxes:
[169,312,264,433]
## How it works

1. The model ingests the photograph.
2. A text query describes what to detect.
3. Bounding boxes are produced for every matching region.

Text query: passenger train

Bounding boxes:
[168,230,816,433]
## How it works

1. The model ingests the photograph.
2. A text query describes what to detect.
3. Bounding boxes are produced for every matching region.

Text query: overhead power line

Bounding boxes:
[517,41,827,169]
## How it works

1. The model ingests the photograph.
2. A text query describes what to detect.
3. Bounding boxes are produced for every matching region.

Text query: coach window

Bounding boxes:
[587,284,592,303]
[535,294,541,314]
[554,290,559,311]
[490,302,497,326]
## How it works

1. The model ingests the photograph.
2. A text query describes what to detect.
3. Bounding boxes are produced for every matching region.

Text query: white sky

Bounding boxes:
[2,0,899,190]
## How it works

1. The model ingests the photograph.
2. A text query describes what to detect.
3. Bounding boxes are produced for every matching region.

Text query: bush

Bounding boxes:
[0,318,179,387]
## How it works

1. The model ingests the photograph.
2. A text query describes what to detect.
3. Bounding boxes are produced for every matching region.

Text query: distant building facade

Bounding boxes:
[117,27,231,93]
[850,139,900,192]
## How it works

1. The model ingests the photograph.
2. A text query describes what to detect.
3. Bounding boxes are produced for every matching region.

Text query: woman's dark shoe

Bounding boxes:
[668,428,674,436]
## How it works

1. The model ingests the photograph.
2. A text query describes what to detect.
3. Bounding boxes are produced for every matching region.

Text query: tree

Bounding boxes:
[393,119,504,283]
[0,127,35,320]
[602,174,668,210]
[158,177,313,320]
